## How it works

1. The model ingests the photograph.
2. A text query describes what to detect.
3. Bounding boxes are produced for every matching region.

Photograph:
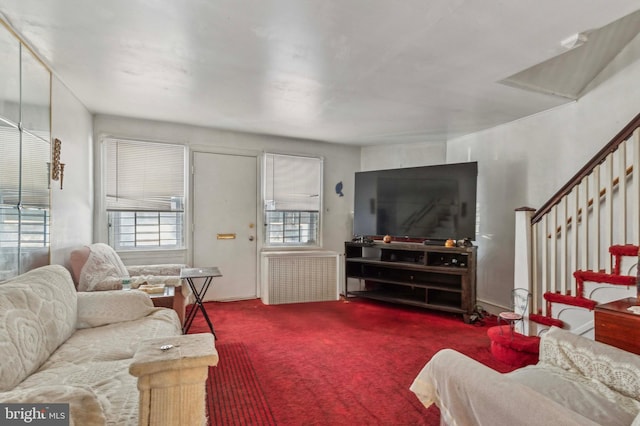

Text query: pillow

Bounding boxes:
[69,245,91,287]
[77,243,129,292]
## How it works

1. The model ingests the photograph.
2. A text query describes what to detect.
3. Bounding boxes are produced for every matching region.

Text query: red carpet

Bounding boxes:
[187,298,516,425]
[206,342,276,425]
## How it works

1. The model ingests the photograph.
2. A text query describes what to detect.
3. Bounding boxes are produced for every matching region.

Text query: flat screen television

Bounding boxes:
[353,162,478,241]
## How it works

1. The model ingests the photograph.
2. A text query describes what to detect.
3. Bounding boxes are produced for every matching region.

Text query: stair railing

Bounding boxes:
[514,112,640,333]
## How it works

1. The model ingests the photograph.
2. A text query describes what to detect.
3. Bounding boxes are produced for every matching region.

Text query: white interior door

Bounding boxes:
[193,152,257,301]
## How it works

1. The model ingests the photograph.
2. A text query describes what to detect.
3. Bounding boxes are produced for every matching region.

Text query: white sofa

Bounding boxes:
[411,326,640,426]
[0,264,215,425]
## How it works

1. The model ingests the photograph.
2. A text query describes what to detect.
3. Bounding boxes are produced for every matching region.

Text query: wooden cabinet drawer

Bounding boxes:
[594,298,640,355]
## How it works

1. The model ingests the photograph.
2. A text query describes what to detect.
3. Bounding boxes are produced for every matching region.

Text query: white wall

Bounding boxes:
[447,44,640,310]
[358,39,640,311]
[92,115,361,264]
[50,77,94,267]
[361,141,446,171]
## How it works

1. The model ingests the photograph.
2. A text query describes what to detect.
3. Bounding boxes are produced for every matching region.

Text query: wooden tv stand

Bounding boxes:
[344,241,477,322]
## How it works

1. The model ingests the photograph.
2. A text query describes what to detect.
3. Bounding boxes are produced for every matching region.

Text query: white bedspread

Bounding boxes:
[411,326,640,426]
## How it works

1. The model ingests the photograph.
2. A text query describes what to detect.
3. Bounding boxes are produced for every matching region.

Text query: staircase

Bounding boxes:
[529,244,638,338]
[514,113,640,338]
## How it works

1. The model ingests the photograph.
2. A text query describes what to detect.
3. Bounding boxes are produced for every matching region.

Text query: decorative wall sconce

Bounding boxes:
[51,138,65,190]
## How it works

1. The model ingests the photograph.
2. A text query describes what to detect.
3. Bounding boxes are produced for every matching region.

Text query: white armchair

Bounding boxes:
[410,326,640,426]
[69,243,191,323]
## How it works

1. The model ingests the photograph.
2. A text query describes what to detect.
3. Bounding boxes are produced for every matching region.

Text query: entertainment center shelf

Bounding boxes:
[344,242,477,322]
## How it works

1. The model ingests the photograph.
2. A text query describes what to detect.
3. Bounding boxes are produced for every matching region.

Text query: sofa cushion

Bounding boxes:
[0,265,77,391]
[16,359,138,426]
[56,309,182,364]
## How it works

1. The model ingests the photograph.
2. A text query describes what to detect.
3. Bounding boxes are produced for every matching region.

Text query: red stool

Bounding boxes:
[487,325,540,367]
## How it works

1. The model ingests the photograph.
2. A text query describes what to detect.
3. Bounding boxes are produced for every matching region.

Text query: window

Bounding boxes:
[104,138,186,250]
[263,153,322,247]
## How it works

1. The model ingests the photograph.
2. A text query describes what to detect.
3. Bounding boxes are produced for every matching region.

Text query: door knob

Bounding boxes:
[249,236,255,241]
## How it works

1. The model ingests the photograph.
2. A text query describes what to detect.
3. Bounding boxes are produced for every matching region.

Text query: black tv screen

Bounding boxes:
[353,162,478,241]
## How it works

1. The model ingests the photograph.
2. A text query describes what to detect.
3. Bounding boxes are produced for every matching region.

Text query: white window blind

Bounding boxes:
[21,131,50,207]
[0,123,20,205]
[0,124,50,252]
[264,153,321,211]
[263,153,322,246]
[0,124,49,208]
[105,138,185,212]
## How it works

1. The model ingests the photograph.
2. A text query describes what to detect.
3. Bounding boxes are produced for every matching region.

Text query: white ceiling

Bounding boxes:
[1,1,640,146]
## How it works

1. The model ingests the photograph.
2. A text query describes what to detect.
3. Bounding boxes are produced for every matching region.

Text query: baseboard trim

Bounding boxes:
[475,298,508,316]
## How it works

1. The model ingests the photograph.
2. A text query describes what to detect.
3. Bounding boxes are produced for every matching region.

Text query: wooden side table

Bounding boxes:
[154,286,186,326]
[594,297,640,355]
[148,285,175,308]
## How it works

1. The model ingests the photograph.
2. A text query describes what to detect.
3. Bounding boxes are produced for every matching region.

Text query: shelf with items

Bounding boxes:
[344,241,476,322]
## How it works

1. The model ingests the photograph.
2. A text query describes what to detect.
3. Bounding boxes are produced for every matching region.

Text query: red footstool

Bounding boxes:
[487,325,540,367]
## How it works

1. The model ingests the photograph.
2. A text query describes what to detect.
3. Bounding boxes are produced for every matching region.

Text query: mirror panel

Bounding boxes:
[19,207,50,273]
[21,45,51,137]
[0,24,20,125]
[0,22,51,279]
[21,131,50,207]
[0,121,20,205]
[0,205,19,279]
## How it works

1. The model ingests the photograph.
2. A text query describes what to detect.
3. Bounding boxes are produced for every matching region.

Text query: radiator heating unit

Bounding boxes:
[261,251,340,305]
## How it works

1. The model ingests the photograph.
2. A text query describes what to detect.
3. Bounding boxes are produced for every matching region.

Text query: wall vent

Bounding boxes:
[261,251,339,305]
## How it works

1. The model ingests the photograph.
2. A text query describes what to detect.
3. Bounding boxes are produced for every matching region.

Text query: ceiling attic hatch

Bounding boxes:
[499,9,640,100]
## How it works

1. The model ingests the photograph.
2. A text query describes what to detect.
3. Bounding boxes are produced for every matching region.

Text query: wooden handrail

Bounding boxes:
[532,112,640,225]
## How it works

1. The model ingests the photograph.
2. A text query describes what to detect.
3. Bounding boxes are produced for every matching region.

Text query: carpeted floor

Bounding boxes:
[206,342,276,425]
[187,298,515,425]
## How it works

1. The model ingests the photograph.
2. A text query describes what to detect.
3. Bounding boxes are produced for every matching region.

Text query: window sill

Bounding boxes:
[261,246,321,252]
